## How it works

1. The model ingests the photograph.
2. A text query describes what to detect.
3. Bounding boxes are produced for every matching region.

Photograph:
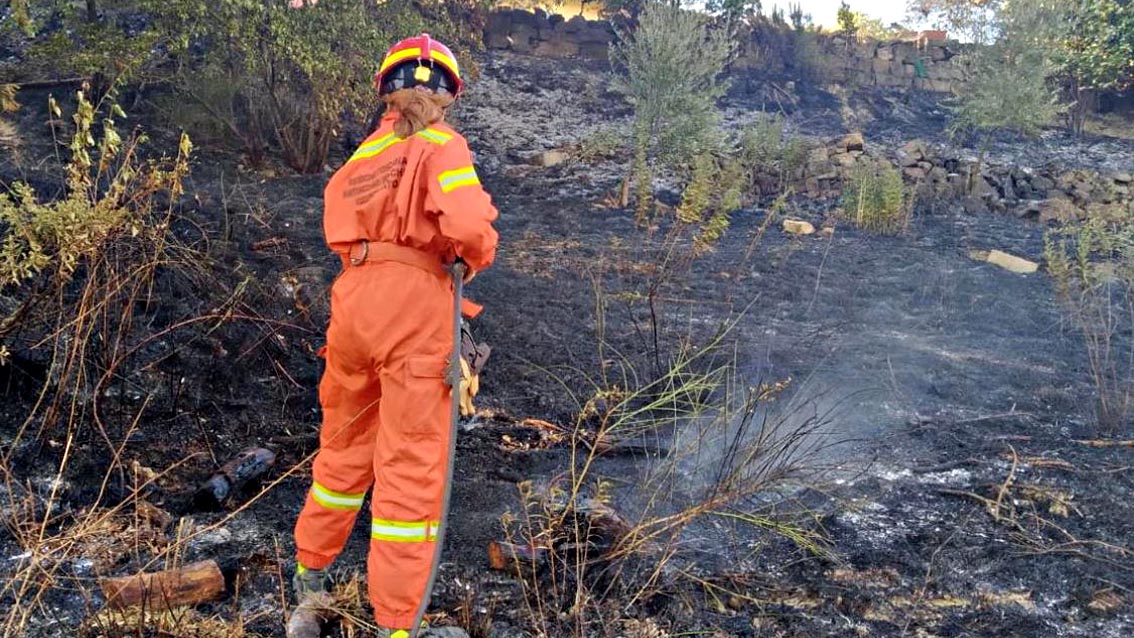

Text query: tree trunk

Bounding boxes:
[86,0,97,22]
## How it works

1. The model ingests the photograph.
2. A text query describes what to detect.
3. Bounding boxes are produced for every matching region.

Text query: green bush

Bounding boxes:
[0,91,190,287]
[149,0,435,172]
[6,1,482,173]
[738,114,807,194]
[841,163,910,234]
[612,0,734,218]
[0,90,194,439]
[1045,215,1134,434]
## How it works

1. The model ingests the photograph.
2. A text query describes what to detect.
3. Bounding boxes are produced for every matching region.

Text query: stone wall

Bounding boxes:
[799,134,1133,223]
[816,38,966,93]
[483,9,968,93]
[484,9,616,61]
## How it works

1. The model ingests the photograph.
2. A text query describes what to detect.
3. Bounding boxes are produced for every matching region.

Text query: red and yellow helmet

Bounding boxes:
[374,34,464,97]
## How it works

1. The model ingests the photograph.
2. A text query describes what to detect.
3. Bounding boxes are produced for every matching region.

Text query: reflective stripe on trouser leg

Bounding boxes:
[367,349,453,630]
[294,311,382,571]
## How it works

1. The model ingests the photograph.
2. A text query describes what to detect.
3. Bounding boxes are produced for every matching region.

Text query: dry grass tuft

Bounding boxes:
[0,118,17,150]
[85,607,253,638]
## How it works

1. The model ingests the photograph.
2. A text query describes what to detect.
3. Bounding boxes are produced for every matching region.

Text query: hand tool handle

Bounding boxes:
[410,260,466,638]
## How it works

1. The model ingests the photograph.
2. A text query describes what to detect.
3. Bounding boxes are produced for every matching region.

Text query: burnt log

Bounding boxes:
[194,447,277,509]
[100,560,225,610]
[487,541,548,572]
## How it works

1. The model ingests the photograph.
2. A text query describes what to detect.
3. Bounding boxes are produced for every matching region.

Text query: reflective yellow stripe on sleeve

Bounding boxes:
[437,166,480,193]
[310,482,366,511]
[370,519,441,543]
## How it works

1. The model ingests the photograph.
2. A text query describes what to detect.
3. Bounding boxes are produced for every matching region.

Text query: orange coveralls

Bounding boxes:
[294,112,498,629]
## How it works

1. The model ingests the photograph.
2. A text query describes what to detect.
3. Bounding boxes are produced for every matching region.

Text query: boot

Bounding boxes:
[374,625,469,638]
[286,565,332,638]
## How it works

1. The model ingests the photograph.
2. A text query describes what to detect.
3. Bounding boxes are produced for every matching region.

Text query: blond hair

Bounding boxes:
[382,89,455,138]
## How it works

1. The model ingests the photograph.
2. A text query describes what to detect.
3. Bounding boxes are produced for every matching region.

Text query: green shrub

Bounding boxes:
[738,114,807,194]
[148,0,435,172]
[0,90,194,439]
[790,29,828,83]
[0,91,190,287]
[1045,214,1134,433]
[7,1,480,173]
[675,152,747,255]
[612,0,734,217]
[841,163,911,234]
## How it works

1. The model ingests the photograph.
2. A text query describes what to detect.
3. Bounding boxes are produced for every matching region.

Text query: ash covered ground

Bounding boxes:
[1,51,1133,638]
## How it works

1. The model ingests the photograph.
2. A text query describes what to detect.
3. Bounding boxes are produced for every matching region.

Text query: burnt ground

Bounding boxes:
[1,51,1134,638]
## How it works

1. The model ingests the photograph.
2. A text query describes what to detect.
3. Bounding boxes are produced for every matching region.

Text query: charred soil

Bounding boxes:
[1,52,1133,638]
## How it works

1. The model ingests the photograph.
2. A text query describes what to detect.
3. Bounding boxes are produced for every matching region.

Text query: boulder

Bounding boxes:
[903,167,928,180]
[1037,198,1080,224]
[808,147,830,163]
[510,24,539,53]
[533,38,579,57]
[898,139,927,164]
[1031,173,1055,192]
[532,150,569,168]
[783,219,816,235]
[1111,172,1133,184]
[485,30,512,50]
[839,132,865,153]
[983,249,1039,274]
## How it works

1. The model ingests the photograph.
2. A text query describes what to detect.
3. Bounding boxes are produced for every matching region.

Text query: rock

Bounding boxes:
[839,132,865,153]
[579,42,610,60]
[903,167,928,180]
[1085,202,1130,223]
[960,196,989,215]
[1030,174,1055,192]
[783,219,816,235]
[532,150,569,168]
[808,147,830,163]
[563,15,588,34]
[900,139,927,159]
[1111,172,1133,184]
[982,250,1039,274]
[876,45,894,61]
[485,31,511,50]
[1038,199,1080,224]
[509,25,538,53]
[533,38,579,57]
[834,153,858,168]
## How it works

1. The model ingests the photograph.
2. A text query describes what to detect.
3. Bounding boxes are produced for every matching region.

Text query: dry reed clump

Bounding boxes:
[85,607,253,638]
[495,304,836,636]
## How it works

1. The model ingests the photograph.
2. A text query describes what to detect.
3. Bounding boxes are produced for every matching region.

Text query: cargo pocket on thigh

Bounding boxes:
[400,355,451,441]
[407,355,448,382]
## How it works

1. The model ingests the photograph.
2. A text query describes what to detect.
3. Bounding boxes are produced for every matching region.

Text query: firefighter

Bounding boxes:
[288,34,498,638]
